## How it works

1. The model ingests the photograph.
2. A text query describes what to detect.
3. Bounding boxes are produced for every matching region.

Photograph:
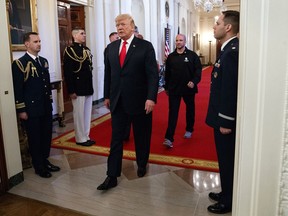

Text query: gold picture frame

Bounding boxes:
[7,0,38,51]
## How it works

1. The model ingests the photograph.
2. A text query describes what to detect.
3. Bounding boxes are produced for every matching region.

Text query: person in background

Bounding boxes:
[104,32,119,64]
[104,32,119,61]
[97,14,159,190]
[11,32,60,178]
[205,10,240,214]
[137,34,144,39]
[63,27,95,147]
[163,34,202,148]
[134,25,139,37]
[109,32,119,42]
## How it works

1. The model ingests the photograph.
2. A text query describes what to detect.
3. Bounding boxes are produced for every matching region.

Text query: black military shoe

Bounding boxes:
[35,168,52,178]
[207,202,231,214]
[209,192,222,202]
[76,141,93,146]
[88,140,96,145]
[46,162,60,172]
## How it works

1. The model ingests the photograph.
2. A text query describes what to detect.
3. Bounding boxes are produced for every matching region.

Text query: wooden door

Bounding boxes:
[71,6,85,30]
[57,1,85,113]
[58,1,72,112]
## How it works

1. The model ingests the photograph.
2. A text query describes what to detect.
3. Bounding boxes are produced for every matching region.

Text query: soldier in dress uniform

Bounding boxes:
[12,32,60,178]
[205,11,240,214]
[63,27,95,147]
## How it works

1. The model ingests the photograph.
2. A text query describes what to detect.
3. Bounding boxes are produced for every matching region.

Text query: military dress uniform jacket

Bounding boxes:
[12,53,52,117]
[63,42,94,96]
[206,38,239,129]
[164,47,202,95]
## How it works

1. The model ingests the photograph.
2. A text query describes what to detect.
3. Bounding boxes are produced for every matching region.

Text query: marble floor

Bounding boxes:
[8,103,231,216]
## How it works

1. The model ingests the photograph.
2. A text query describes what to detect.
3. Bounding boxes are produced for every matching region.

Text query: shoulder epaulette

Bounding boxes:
[14,59,39,81]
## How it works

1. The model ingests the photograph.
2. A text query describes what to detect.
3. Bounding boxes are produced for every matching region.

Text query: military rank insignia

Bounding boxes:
[215,59,221,68]
[44,61,49,68]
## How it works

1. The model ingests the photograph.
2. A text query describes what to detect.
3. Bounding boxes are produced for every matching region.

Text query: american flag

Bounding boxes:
[164,27,170,60]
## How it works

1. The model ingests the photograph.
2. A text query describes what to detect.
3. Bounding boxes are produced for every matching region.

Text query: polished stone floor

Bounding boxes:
[8,104,230,216]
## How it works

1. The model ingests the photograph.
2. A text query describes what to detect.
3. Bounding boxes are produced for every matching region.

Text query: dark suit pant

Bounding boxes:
[24,113,53,171]
[214,129,236,208]
[123,117,131,140]
[107,102,152,177]
[165,94,195,142]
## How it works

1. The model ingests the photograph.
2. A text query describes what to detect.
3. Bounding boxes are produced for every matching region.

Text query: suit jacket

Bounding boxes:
[12,53,52,117]
[206,37,239,129]
[104,37,159,115]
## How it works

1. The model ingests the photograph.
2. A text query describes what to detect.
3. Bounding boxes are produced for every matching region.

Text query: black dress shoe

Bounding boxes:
[46,162,60,172]
[35,168,52,178]
[207,202,231,214]
[137,167,146,177]
[209,192,222,202]
[97,176,117,190]
[88,140,96,145]
[76,141,93,146]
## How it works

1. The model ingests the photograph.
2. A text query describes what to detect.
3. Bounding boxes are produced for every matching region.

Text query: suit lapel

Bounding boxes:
[112,40,122,69]
[121,37,138,68]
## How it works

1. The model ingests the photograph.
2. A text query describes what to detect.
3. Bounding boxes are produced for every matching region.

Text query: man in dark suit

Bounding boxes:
[97,14,159,190]
[12,32,60,178]
[205,10,240,214]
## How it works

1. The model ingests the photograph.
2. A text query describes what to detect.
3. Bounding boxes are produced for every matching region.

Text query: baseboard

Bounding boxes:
[9,171,24,189]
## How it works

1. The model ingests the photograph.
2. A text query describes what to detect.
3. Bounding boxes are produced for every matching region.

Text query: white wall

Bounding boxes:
[234,0,288,215]
[132,0,145,36]
[0,0,23,178]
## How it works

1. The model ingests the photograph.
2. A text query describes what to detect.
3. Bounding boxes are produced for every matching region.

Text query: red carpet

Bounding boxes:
[52,66,218,172]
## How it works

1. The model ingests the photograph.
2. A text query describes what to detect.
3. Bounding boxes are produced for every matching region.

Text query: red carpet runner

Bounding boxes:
[52,66,218,172]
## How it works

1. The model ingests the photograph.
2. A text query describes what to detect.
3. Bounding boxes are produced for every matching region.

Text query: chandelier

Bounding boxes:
[193,0,226,13]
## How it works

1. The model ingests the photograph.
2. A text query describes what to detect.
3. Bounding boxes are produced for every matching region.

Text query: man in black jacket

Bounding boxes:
[12,32,60,178]
[63,27,95,147]
[206,10,240,214]
[163,34,202,148]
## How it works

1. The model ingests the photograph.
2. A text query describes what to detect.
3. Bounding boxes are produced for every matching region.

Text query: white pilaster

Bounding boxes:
[120,0,132,14]
[87,0,105,101]
[149,0,158,55]
[0,0,22,178]
[37,0,61,81]
[234,0,288,215]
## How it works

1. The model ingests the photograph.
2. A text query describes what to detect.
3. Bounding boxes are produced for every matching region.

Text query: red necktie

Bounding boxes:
[119,40,127,67]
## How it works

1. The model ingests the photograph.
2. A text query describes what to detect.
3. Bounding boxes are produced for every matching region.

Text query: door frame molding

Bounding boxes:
[0,117,9,194]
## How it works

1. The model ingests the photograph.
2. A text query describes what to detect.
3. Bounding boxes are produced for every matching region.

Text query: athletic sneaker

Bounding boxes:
[163,138,173,148]
[183,131,192,139]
